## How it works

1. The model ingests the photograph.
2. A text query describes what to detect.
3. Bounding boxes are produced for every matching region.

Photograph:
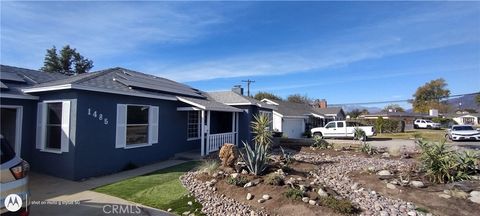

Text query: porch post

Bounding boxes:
[201,110,205,156]
[207,110,211,153]
[235,112,239,146]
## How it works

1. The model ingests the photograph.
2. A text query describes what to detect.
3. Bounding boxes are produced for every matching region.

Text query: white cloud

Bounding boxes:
[1,1,228,68]
[154,5,479,82]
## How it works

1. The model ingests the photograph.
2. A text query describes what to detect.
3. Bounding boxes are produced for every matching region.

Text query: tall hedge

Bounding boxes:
[361,117,405,133]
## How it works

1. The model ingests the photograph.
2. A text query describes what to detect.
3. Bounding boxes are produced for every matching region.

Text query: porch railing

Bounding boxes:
[207,132,236,154]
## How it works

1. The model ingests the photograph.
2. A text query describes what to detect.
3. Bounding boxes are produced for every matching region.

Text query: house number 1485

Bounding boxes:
[88,108,109,125]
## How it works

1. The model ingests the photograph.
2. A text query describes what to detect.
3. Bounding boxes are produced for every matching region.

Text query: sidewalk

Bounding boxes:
[29,159,188,216]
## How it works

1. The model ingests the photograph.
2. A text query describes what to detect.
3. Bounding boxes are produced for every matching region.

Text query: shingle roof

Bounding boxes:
[22,67,206,99]
[0,65,67,97]
[178,96,242,112]
[264,99,322,117]
[208,91,276,110]
[1,65,67,85]
[314,107,344,116]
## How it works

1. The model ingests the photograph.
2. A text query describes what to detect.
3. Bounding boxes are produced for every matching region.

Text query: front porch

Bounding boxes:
[178,97,242,156]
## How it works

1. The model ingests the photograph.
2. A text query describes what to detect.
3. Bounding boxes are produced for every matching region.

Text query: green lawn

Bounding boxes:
[93,161,203,215]
[375,129,447,142]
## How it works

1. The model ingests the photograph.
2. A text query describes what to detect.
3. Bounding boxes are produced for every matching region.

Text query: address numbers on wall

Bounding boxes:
[88,108,109,125]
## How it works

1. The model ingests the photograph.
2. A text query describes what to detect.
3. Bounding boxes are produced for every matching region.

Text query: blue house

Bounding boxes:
[0,65,272,180]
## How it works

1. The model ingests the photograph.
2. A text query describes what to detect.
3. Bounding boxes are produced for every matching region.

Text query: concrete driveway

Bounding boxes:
[28,160,187,216]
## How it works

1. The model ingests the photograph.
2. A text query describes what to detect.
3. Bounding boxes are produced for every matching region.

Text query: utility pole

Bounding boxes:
[242,79,255,97]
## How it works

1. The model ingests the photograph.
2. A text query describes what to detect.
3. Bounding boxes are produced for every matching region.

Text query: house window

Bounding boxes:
[45,102,62,150]
[187,111,200,140]
[36,100,73,153]
[126,105,149,145]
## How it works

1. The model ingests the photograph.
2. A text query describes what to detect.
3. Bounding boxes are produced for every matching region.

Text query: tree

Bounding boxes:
[347,109,369,118]
[41,45,93,75]
[411,78,451,113]
[476,94,480,106]
[382,104,405,113]
[254,91,282,101]
[287,94,312,104]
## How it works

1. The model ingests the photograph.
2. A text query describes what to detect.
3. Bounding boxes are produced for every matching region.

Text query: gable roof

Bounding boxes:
[21,67,208,100]
[262,99,323,117]
[208,91,276,110]
[0,65,68,99]
[314,107,345,116]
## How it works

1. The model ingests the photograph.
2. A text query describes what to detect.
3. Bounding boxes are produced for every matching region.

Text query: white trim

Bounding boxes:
[0,105,23,156]
[261,98,279,105]
[177,97,206,110]
[200,110,205,156]
[124,143,152,149]
[273,110,283,118]
[22,84,176,101]
[310,113,325,118]
[40,100,71,153]
[177,107,202,111]
[23,84,72,93]
[224,102,253,106]
[0,93,39,100]
[40,148,62,154]
[187,137,201,141]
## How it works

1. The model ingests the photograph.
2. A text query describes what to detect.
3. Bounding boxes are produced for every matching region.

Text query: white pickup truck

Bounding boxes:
[311,121,375,140]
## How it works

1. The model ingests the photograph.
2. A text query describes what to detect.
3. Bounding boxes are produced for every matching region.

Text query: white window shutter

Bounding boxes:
[60,101,71,152]
[36,102,46,149]
[116,104,127,148]
[149,106,159,144]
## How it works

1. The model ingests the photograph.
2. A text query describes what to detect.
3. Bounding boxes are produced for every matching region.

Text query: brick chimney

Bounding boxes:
[232,85,244,95]
[315,99,328,108]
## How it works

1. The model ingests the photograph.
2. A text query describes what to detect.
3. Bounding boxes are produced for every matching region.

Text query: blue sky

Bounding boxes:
[1,1,479,108]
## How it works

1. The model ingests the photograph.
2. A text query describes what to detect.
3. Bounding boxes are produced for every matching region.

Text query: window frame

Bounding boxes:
[38,100,73,154]
[45,102,63,151]
[187,111,201,141]
[125,105,150,147]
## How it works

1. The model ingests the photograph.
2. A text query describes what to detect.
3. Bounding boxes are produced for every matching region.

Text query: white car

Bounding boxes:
[446,125,480,141]
[311,121,375,141]
[0,135,30,215]
[414,119,441,129]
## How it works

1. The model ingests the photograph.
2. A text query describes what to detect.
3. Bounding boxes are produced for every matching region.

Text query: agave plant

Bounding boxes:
[251,113,273,147]
[240,141,269,175]
[353,127,366,142]
[417,140,477,183]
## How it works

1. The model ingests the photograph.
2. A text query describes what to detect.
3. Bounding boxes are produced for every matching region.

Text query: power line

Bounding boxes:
[329,92,479,106]
[241,79,255,97]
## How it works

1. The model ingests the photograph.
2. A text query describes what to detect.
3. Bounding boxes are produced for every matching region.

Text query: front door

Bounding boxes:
[0,107,22,155]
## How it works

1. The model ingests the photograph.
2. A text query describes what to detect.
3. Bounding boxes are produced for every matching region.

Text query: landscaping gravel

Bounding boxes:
[181,150,430,216]
[294,152,427,216]
[181,172,269,216]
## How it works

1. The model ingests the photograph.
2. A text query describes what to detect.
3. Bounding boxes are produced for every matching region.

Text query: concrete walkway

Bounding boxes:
[29,159,188,216]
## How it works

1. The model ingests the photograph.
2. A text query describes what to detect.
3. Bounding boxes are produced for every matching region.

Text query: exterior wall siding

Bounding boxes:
[73,90,198,180]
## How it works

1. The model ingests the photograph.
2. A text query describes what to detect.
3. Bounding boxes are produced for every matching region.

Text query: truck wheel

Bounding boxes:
[414,124,418,129]
[427,125,432,129]
[313,132,323,139]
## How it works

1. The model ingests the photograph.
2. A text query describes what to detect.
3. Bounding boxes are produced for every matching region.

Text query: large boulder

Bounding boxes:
[219,144,239,168]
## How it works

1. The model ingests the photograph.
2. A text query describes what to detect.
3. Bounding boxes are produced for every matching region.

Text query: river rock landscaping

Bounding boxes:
[180,115,480,215]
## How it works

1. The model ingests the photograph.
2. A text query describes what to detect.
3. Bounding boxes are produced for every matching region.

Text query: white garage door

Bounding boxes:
[283,118,304,138]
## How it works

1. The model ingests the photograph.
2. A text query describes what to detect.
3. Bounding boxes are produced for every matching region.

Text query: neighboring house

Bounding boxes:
[447,113,480,126]
[0,65,253,180]
[260,99,345,138]
[208,88,276,144]
[358,112,431,130]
